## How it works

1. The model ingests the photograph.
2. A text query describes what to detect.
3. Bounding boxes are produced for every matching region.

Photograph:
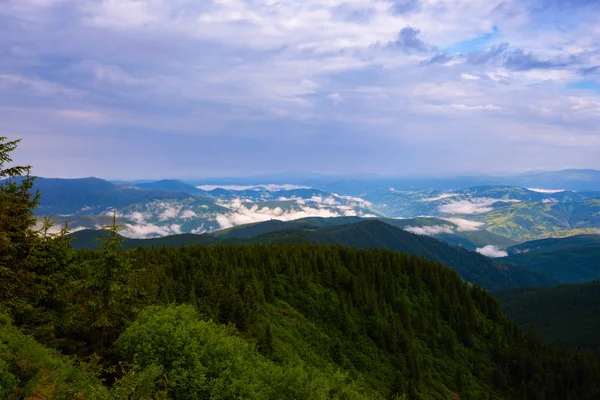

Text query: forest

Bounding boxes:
[2,135,600,399]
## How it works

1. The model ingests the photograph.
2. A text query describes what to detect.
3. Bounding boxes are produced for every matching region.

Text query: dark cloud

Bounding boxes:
[464,43,576,71]
[534,0,600,11]
[581,65,600,75]
[389,0,421,15]
[421,53,454,65]
[392,27,430,52]
[503,48,569,71]
[466,43,510,65]
[332,4,376,23]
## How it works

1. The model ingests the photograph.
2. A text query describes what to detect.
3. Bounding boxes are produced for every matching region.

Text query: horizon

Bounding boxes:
[3,1,600,178]
[24,167,600,183]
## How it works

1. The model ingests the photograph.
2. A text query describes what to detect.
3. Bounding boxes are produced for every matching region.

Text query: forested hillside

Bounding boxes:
[504,235,600,283]
[496,282,600,355]
[70,220,556,291]
[2,136,600,399]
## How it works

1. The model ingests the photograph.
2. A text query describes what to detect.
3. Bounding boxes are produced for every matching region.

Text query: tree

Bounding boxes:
[87,212,134,351]
[0,137,40,316]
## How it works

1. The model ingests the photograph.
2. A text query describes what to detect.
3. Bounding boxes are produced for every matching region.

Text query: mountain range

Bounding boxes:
[68,219,556,292]
[17,174,598,247]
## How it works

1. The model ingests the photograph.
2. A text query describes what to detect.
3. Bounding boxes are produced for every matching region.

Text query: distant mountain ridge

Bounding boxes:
[504,234,600,283]
[6,175,597,242]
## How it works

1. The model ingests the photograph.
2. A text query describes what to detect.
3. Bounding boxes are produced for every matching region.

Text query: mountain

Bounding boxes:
[21,176,600,243]
[473,199,600,241]
[134,179,212,197]
[212,216,365,239]
[496,282,600,355]
[503,234,600,283]
[363,185,600,241]
[27,177,194,216]
[26,177,378,238]
[251,220,556,291]
[377,217,517,250]
[69,220,556,291]
[34,240,600,399]
[213,216,516,250]
[190,169,600,193]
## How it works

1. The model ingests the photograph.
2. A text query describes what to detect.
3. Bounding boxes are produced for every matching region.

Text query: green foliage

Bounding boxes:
[0,313,108,399]
[1,137,600,400]
[496,281,600,355]
[70,220,555,291]
[505,235,600,283]
[115,304,369,400]
[0,138,40,317]
[86,213,136,351]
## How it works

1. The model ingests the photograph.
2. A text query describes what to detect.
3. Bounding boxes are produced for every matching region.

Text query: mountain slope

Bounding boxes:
[99,244,600,399]
[251,220,555,291]
[213,216,516,250]
[135,179,212,197]
[496,282,600,354]
[504,234,600,283]
[69,220,556,291]
[27,177,195,215]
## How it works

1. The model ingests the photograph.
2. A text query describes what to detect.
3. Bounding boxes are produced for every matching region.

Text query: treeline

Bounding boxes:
[1,136,600,399]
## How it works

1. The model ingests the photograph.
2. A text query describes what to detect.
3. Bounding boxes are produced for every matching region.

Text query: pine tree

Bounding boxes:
[87,212,133,350]
[0,137,40,316]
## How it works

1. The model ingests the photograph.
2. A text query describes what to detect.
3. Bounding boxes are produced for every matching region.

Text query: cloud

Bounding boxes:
[460,73,480,80]
[421,193,459,202]
[214,205,347,230]
[476,245,508,258]
[120,222,182,238]
[181,210,198,219]
[390,0,421,15]
[444,218,485,232]
[158,204,181,221]
[405,225,455,236]
[392,27,430,52]
[197,184,311,191]
[3,0,600,178]
[439,198,521,214]
[503,48,569,71]
[527,188,565,193]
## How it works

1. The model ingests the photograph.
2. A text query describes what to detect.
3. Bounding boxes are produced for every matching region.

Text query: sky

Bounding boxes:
[1,0,600,179]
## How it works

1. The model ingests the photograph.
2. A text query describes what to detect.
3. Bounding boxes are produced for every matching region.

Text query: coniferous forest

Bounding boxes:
[2,136,600,399]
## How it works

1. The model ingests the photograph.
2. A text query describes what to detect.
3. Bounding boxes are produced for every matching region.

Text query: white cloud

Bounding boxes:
[120,222,182,238]
[158,204,180,221]
[405,225,454,236]
[527,188,565,194]
[444,218,484,232]
[197,184,311,191]
[460,73,480,80]
[421,193,458,202]
[180,209,198,219]
[439,198,521,214]
[435,104,502,112]
[55,109,105,122]
[542,198,558,203]
[213,199,373,230]
[476,245,508,258]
